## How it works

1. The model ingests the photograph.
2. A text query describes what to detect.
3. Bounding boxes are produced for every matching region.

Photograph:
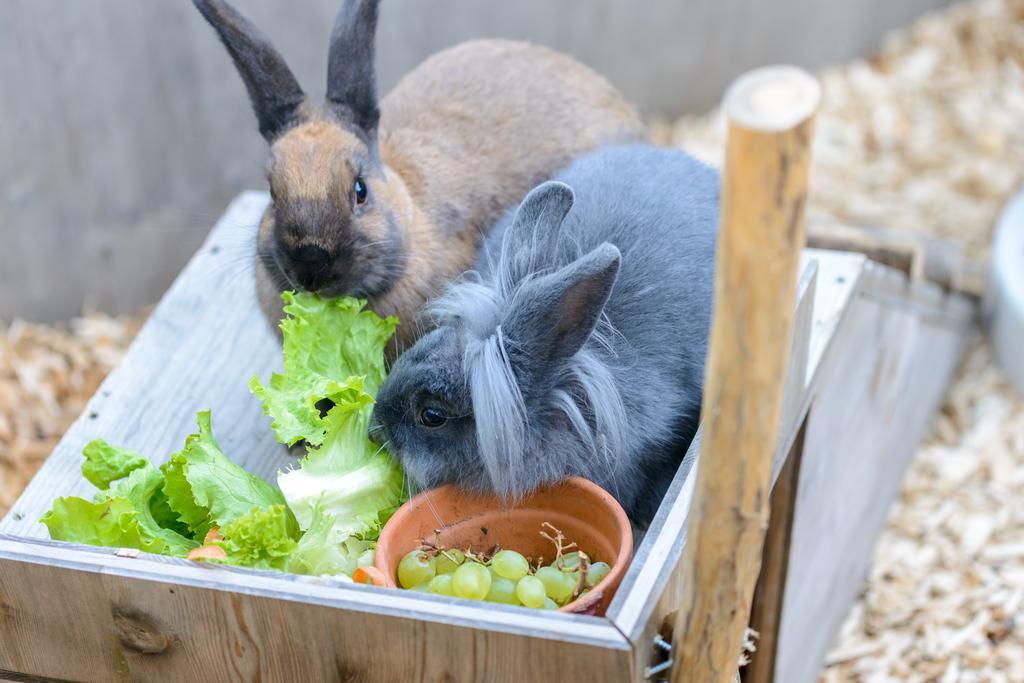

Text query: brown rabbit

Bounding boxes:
[193,0,645,354]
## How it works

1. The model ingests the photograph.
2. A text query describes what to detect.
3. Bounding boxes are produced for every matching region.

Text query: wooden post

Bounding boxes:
[671,66,820,683]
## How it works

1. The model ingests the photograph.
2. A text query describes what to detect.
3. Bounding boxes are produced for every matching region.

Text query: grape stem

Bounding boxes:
[415,522,594,603]
[418,532,494,565]
[540,522,591,600]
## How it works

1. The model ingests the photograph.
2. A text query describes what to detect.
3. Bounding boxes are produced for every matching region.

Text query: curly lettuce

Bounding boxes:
[161,411,291,537]
[249,293,397,447]
[42,413,290,562]
[42,293,406,579]
[42,445,196,556]
[251,294,405,542]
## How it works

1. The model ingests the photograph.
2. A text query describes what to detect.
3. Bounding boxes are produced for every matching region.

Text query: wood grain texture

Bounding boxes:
[672,66,819,683]
[808,220,987,298]
[615,259,973,682]
[773,266,976,683]
[610,254,859,682]
[0,537,632,682]
[0,184,977,681]
[801,250,866,387]
[0,192,637,681]
[775,261,816,475]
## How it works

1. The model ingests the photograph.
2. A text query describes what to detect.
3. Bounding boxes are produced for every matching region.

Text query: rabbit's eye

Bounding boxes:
[354,177,368,205]
[417,406,448,428]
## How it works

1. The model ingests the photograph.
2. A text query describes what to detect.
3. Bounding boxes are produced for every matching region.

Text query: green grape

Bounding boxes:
[409,582,432,592]
[587,561,611,587]
[452,561,491,600]
[558,551,581,570]
[515,575,546,609]
[485,576,520,605]
[398,550,436,589]
[429,574,454,596]
[542,597,558,610]
[535,566,574,603]
[560,574,579,601]
[491,549,530,581]
[436,549,466,575]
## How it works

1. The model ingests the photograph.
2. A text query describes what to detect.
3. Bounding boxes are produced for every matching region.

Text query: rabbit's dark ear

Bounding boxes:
[192,0,305,141]
[505,243,621,365]
[326,0,381,133]
[500,182,575,290]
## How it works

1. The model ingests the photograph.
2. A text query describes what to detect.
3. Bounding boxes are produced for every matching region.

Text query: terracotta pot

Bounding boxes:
[357,476,632,615]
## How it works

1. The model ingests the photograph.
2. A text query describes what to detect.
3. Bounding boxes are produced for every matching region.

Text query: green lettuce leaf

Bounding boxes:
[278,383,405,541]
[216,504,299,571]
[253,294,405,542]
[160,411,291,537]
[80,440,190,536]
[286,504,375,577]
[249,293,398,447]
[42,463,196,556]
[44,292,404,580]
[81,439,148,489]
[148,488,191,537]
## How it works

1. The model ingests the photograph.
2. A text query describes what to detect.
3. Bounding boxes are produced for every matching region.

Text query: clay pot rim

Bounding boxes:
[365,476,633,614]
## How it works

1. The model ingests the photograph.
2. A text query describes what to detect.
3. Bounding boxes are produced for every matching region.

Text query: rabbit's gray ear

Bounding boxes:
[500,182,575,291]
[505,243,621,365]
[192,0,306,142]
[326,0,381,133]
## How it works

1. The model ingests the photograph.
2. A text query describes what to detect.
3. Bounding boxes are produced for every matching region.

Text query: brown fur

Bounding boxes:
[252,38,645,355]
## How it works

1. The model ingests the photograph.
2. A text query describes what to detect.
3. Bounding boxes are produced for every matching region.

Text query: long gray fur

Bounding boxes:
[371,144,718,526]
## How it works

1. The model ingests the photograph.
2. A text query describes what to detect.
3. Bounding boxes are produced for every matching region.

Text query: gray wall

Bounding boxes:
[0,0,951,322]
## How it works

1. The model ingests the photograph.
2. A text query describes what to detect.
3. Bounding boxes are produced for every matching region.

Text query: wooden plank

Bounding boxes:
[782,258,817,418]
[0,537,627,649]
[775,259,816,477]
[0,537,632,682]
[609,436,699,680]
[802,249,865,385]
[672,65,819,683]
[1,191,286,537]
[608,252,859,682]
[742,419,808,683]
[0,176,974,682]
[610,255,973,681]
[808,220,988,298]
[772,271,976,683]
[0,190,638,678]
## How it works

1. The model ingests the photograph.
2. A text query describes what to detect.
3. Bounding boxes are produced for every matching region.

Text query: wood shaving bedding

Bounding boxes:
[1,0,1022,679]
[0,314,143,515]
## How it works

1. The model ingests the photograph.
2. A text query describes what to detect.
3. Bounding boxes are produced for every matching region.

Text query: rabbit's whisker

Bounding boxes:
[420,486,446,530]
[269,250,299,292]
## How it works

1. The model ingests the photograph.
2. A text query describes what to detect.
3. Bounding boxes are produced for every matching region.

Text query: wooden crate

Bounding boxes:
[0,193,975,682]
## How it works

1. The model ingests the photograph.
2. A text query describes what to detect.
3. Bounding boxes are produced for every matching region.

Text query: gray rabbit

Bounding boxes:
[371,145,718,526]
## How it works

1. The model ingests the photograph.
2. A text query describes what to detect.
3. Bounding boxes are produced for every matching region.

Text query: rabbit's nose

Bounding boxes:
[290,244,332,290]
